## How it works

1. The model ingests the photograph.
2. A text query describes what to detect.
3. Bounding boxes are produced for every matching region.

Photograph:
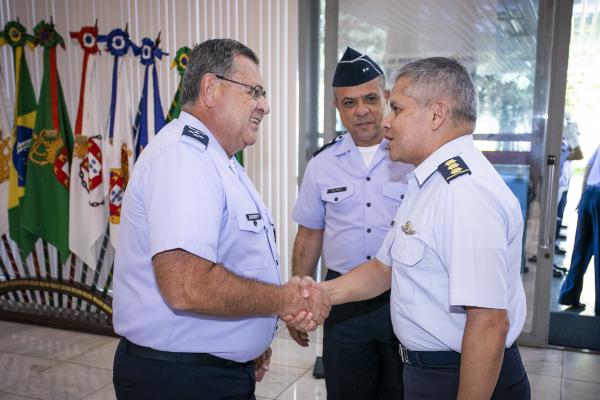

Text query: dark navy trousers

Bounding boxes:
[559,185,600,312]
[323,270,404,400]
[556,189,568,239]
[113,339,256,400]
[403,345,530,400]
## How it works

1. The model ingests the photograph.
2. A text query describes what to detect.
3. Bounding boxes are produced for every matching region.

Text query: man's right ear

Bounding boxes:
[200,74,218,108]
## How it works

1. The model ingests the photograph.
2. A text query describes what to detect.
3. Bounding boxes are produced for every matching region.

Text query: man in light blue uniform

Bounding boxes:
[291,47,412,400]
[112,39,329,400]
[559,144,600,312]
[320,57,530,399]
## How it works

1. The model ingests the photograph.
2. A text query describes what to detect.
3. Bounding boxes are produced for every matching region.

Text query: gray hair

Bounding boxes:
[395,57,477,123]
[180,39,259,106]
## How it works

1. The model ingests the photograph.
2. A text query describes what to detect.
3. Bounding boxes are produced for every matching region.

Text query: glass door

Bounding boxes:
[333,0,573,346]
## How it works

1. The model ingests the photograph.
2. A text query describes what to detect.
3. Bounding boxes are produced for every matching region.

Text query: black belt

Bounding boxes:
[121,338,253,369]
[400,342,517,369]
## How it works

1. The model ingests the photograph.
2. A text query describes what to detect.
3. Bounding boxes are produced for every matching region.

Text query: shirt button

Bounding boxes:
[366,202,371,207]
[401,194,405,199]
[366,255,372,260]
[366,228,372,233]
[366,177,371,181]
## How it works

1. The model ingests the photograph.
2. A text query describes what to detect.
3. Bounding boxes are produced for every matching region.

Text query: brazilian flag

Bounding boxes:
[0,21,37,251]
[166,46,190,122]
[21,20,73,264]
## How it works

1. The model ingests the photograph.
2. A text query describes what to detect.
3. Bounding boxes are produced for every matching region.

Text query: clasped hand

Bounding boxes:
[279,276,330,336]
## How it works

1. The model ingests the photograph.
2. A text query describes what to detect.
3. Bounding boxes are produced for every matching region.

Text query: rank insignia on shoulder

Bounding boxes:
[437,156,471,184]
[182,125,209,147]
[312,134,344,157]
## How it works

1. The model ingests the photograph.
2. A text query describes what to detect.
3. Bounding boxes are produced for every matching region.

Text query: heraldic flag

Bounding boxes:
[98,27,134,248]
[0,21,37,249]
[69,23,107,267]
[133,34,167,159]
[21,20,73,264]
[166,46,190,122]
[0,64,12,236]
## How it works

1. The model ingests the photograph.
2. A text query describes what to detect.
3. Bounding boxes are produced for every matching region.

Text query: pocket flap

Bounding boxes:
[321,184,354,203]
[390,237,424,267]
[237,211,265,233]
[383,182,408,201]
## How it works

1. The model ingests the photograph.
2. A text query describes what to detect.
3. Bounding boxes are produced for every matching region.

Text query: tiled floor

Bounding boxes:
[1,321,600,399]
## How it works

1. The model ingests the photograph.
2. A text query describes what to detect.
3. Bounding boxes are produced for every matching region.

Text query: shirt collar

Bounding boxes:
[178,111,233,170]
[333,133,355,156]
[333,132,388,156]
[414,134,474,186]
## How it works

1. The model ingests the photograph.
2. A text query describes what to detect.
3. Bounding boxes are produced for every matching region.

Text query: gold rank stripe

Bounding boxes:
[438,156,471,183]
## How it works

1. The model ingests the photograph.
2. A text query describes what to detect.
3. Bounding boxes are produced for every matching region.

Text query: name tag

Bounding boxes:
[246,213,262,221]
[327,186,347,194]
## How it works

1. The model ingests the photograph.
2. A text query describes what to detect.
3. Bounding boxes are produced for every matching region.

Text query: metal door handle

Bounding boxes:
[540,155,556,254]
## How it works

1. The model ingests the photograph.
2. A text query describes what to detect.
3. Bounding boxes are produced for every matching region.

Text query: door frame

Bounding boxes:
[519,0,574,347]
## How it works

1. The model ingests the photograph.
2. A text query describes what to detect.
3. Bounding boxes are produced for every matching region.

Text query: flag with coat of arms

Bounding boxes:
[0,20,37,250]
[0,64,12,237]
[98,26,135,249]
[132,33,167,159]
[21,20,73,264]
[68,23,108,267]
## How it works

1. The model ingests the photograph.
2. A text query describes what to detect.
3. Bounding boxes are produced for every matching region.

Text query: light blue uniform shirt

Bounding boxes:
[113,111,280,362]
[293,133,413,273]
[377,135,527,352]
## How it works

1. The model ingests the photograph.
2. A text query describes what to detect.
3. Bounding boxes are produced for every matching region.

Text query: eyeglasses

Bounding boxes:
[214,74,267,100]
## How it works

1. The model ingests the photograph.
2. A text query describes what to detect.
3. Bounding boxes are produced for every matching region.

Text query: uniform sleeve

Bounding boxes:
[143,143,223,262]
[292,160,326,229]
[435,179,509,310]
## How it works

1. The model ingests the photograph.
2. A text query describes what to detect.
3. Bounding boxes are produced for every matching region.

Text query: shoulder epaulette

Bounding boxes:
[312,134,344,157]
[181,125,209,149]
[437,156,471,184]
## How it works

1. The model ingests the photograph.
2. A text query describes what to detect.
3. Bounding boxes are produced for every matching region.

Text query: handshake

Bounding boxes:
[278,276,331,346]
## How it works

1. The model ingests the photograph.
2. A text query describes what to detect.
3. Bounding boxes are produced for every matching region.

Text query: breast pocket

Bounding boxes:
[321,184,355,213]
[390,237,425,304]
[237,210,265,233]
[391,237,424,267]
[383,182,408,208]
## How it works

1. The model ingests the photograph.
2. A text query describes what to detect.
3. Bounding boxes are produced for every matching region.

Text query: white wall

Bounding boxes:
[0,0,299,281]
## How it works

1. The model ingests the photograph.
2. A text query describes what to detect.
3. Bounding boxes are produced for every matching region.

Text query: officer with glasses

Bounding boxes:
[112,38,330,400]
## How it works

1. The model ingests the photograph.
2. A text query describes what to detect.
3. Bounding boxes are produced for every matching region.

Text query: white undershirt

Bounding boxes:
[357,144,379,168]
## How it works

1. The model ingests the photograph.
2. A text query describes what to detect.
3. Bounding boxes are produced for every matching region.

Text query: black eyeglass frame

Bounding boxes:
[214,74,267,99]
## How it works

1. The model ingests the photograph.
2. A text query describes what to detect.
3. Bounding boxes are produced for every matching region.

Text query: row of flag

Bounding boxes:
[0,19,191,269]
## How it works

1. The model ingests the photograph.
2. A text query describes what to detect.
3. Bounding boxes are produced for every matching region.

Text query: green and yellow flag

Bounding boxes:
[21,20,73,264]
[0,20,37,251]
[166,46,190,122]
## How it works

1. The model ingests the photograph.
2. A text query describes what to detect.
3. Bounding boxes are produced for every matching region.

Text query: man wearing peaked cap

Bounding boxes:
[332,46,384,87]
[288,47,412,399]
